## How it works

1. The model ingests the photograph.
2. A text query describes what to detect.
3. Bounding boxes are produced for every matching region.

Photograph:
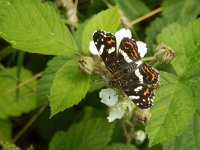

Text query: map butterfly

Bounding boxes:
[93,30,160,109]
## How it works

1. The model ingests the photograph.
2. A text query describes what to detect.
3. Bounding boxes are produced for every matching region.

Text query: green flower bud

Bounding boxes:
[155,43,176,64]
[78,56,94,75]
[134,108,151,124]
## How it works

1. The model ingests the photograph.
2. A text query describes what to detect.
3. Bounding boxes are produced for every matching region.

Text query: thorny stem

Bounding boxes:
[13,103,49,143]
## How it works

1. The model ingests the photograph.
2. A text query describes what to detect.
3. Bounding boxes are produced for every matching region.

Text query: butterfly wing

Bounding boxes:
[122,83,154,109]
[117,38,141,68]
[134,63,159,86]
[93,30,118,74]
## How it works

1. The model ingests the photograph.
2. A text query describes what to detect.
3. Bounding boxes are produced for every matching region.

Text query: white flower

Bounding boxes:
[136,41,147,58]
[114,28,132,49]
[107,107,125,122]
[99,88,118,107]
[89,28,147,57]
[99,88,133,122]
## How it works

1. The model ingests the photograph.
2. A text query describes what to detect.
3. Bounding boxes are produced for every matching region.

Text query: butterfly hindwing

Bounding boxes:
[134,63,159,86]
[122,84,154,109]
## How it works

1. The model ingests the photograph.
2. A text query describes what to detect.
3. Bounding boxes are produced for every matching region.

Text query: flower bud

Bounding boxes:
[135,130,146,144]
[154,43,176,64]
[134,108,151,124]
[78,56,94,75]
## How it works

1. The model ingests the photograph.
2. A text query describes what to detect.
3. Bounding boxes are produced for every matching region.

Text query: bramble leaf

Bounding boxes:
[81,6,120,53]
[0,0,77,55]
[143,17,200,149]
[49,57,90,117]
[114,0,149,20]
[146,71,195,146]
[0,67,37,119]
[49,118,114,150]
[158,19,200,78]
[0,119,11,142]
[37,56,72,105]
[162,0,200,25]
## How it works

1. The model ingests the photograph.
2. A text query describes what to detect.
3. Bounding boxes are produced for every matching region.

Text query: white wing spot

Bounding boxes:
[108,47,115,54]
[129,95,140,99]
[134,86,143,92]
[135,69,143,83]
[136,60,142,66]
[119,49,133,63]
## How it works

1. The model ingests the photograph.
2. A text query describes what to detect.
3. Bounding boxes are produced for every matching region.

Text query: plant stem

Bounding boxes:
[12,103,48,143]
[16,51,25,100]
[130,7,162,26]
[9,72,43,93]
[142,56,155,62]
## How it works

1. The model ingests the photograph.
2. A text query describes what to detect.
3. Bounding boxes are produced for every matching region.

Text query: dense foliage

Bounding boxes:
[0,0,200,149]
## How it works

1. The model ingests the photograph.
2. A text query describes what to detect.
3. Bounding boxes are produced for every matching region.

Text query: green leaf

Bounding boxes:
[49,118,114,150]
[88,75,106,93]
[50,57,90,117]
[0,119,11,142]
[81,6,120,53]
[162,81,200,150]
[162,110,200,150]
[0,141,20,150]
[0,67,37,119]
[37,56,71,105]
[105,143,137,150]
[114,0,149,20]
[146,71,195,147]
[145,17,168,55]
[0,0,77,55]
[145,0,200,54]
[73,23,85,52]
[162,0,200,25]
[157,19,200,78]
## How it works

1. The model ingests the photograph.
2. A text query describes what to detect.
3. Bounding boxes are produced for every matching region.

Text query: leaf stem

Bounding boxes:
[16,51,25,100]
[12,103,48,143]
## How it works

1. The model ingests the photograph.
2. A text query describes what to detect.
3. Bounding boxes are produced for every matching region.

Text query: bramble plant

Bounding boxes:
[0,0,200,149]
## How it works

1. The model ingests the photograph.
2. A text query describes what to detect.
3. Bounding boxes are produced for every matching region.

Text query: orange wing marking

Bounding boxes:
[144,88,150,96]
[107,38,115,45]
[144,66,156,82]
[125,41,138,58]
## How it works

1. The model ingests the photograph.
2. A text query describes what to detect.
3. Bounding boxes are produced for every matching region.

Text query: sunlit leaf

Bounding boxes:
[0,0,77,55]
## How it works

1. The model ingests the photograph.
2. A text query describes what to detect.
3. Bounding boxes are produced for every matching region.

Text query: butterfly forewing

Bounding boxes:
[93,30,118,73]
[118,38,141,63]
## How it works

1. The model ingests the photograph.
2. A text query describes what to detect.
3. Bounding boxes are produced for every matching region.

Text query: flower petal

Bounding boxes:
[136,41,147,58]
[99,88,118,107]
[115,28,132,49]
[89,41,99,55]
[107,107,125,122]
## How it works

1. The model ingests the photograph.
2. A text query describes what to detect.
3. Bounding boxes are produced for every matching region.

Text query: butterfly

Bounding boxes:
[93,30,159,109]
